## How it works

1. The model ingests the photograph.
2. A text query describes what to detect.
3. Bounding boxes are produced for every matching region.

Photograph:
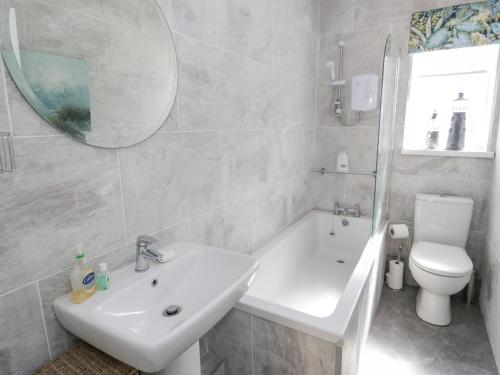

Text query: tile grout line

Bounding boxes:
[0,280,37,299]
[249,190,257,254]
[36,281,53,360]
[0,237,132,299]
[250,314,255,375]
[216,0,221,48]
[174,49,182,131]
[20,126,316,140]
[11,134,64,139]
[485,238,500,264]
[343,174,348,207]
[156,127,317,134]
[315,125,381,130]
[116,148,129,244]
[218,130,227,207]
[312,0,321,177]
[314,0,322,209]
[0,58,14,133]
[172,29,316,84]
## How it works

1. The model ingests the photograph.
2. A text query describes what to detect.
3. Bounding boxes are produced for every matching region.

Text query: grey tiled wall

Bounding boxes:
[1,0,496,374]
[313,0,493,271]
[0,0,319,373]
[203,310,338,375]
[481,116,500,367]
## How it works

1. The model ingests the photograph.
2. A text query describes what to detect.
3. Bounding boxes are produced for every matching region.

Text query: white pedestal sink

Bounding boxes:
[54,242,259,374]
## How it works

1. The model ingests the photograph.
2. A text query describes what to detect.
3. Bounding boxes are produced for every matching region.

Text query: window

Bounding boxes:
[402,45,500,158]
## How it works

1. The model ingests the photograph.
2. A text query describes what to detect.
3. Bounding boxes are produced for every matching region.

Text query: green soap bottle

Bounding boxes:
[97,263,111,291]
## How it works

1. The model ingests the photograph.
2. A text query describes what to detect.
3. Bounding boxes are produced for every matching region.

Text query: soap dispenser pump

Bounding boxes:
[337,151,349,172]
[70,246,96,304]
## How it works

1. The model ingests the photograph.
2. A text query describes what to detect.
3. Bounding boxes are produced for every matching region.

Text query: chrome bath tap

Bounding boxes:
[333,203,361,217]
[135,235,162,272]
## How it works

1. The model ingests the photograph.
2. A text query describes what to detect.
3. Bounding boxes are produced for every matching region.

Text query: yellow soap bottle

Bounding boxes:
[70,247,96,304]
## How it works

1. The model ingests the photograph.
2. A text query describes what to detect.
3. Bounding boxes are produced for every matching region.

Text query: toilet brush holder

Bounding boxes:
[463,269,480,305]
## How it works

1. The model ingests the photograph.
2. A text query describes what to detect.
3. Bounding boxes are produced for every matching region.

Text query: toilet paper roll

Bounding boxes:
[388,260,404,290]
[389,224,409,239]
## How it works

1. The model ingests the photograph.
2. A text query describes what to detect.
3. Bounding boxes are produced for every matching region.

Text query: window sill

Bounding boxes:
[401,149,495,159]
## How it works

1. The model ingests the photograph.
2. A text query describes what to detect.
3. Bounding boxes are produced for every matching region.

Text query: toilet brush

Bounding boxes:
[464,256,478,305]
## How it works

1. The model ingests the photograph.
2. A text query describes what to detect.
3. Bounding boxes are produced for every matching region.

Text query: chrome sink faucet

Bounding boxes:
[334,203,361,217]
[135,235,162,272]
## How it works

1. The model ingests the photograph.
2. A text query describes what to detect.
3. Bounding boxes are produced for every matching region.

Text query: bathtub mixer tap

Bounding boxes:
[333,203,360,218]
[330,203,360,236]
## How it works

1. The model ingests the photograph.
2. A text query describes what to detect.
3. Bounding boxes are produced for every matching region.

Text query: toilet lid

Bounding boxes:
[410,241,473,277]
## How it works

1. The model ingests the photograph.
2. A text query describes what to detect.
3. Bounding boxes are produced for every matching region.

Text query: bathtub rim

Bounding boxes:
[252,209,371,260]
[236,209,387,344]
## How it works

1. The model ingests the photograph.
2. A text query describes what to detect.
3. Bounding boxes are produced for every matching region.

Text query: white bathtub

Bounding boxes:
[237,210,387,348]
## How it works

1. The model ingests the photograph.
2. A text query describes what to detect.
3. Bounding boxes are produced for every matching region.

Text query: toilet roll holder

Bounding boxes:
[387,223,412,291]
[387,251,405,291]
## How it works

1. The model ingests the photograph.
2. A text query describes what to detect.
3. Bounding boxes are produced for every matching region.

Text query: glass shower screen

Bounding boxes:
[372,35,400,234]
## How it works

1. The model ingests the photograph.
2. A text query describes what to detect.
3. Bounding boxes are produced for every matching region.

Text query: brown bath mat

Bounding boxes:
[34,342,139,375]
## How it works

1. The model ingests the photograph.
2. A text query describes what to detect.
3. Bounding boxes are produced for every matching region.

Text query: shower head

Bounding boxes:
[326,61,336,82]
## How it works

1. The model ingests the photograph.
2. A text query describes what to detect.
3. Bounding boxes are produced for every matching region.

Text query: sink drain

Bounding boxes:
[337,259,345,264]
[162,305,182,317]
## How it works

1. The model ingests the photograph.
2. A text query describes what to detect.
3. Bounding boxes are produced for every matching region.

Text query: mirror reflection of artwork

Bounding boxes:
[0,0,177,148]
[2,49,91,142]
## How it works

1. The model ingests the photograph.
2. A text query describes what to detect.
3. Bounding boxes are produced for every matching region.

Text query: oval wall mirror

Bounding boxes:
[0,0,177,148]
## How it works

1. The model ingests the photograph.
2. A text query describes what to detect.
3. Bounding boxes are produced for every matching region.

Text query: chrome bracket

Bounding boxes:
[0,132,15,173]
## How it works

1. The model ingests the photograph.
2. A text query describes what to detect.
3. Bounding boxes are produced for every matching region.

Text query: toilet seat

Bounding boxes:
[410,241,473,278]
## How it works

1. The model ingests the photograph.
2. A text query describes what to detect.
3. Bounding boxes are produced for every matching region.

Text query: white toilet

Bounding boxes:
[409,194,474,326]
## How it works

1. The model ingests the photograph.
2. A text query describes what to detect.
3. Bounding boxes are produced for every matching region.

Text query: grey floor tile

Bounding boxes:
[359,286,498,375]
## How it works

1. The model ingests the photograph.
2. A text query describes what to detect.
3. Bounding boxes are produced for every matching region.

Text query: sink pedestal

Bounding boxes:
[142,341,201,375]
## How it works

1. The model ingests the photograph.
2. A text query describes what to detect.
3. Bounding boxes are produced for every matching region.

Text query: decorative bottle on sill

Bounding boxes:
[446,92,468,151]
[425,110,439,150]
